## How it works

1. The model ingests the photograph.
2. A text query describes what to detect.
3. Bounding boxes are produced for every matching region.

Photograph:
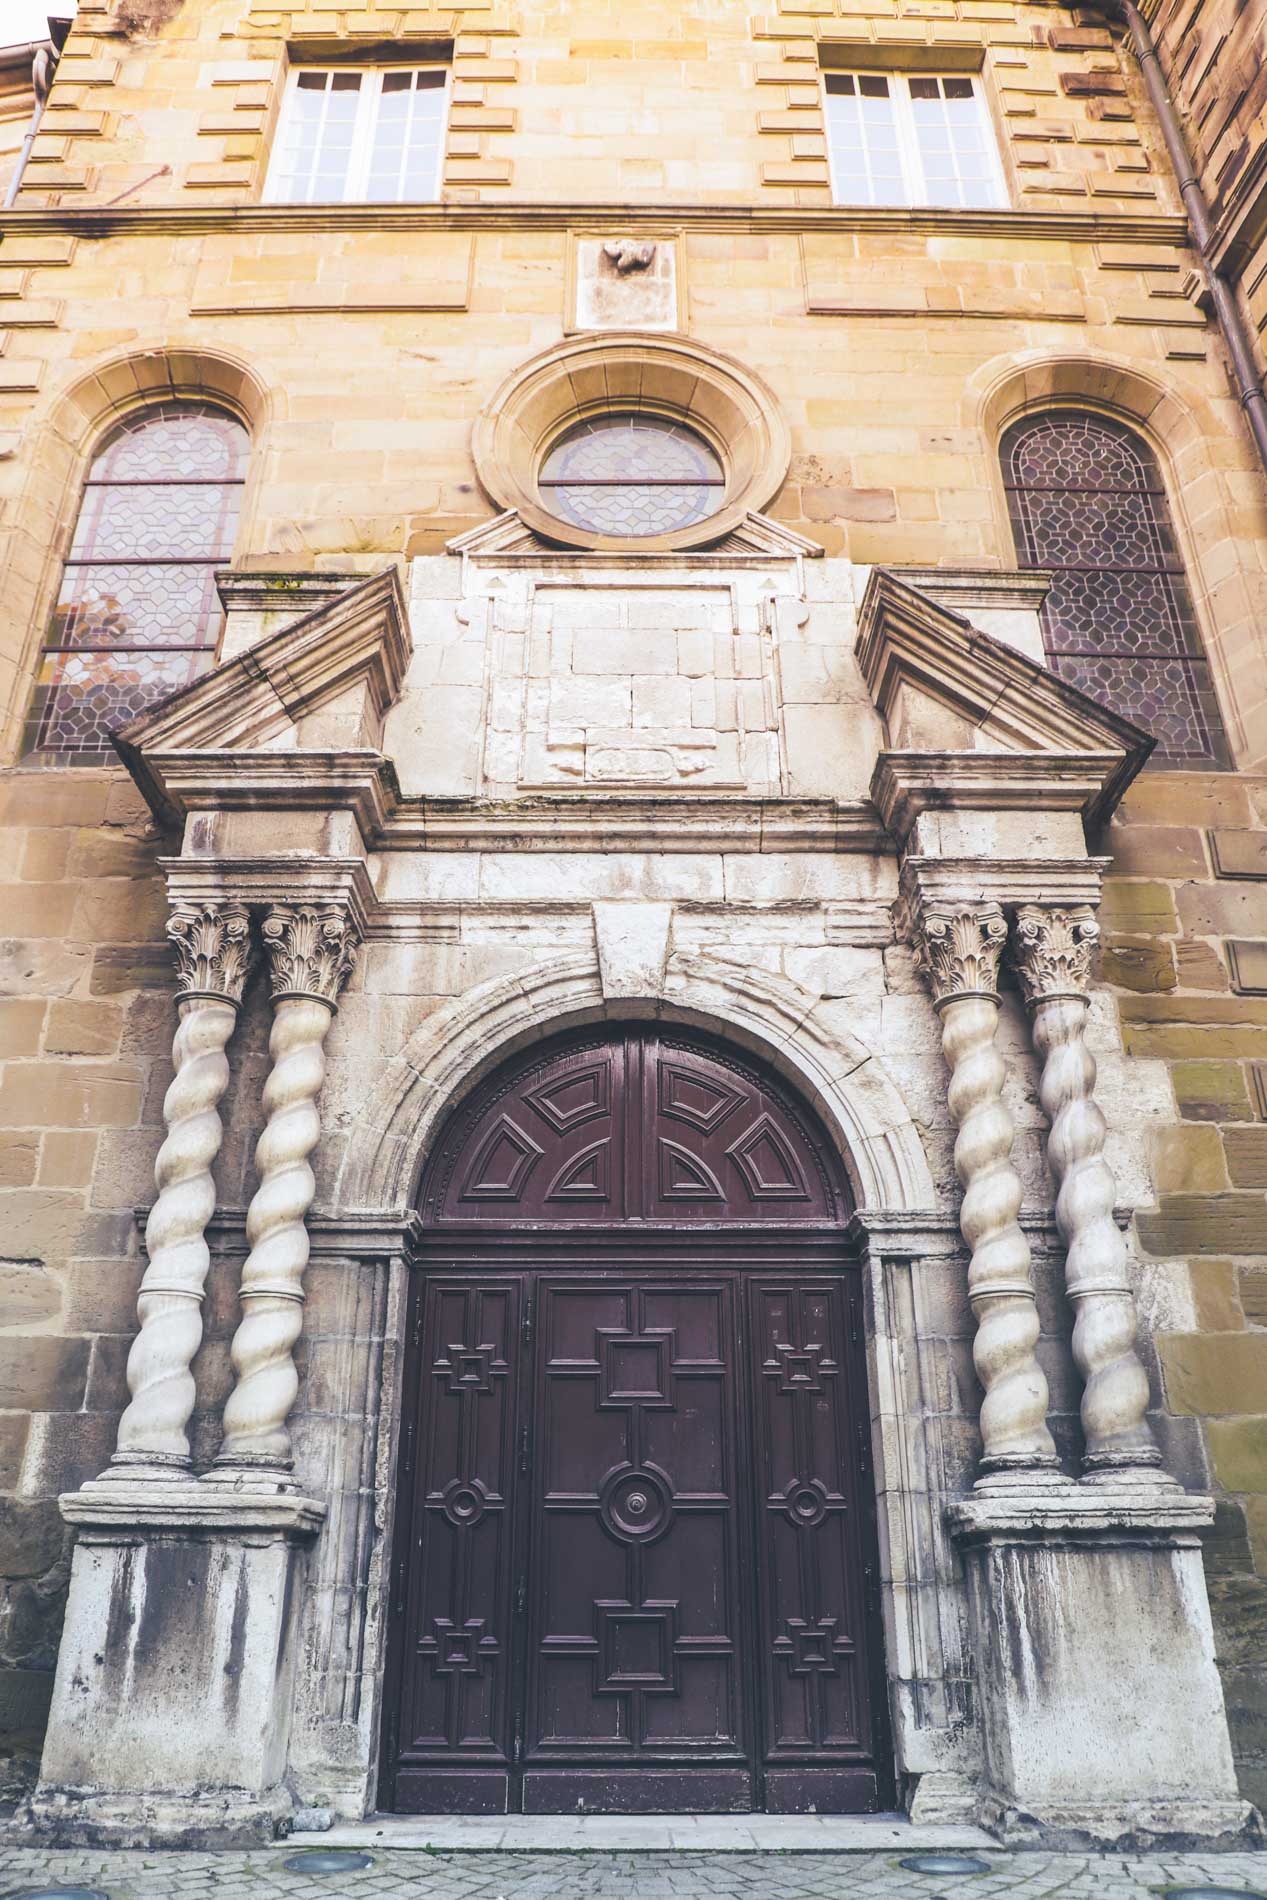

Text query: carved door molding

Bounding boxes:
[382,1028,890,1815]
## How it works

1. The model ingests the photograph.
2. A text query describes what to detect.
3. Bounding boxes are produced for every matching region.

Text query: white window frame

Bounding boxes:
[264,63,450,205]
[823,69,1008,210]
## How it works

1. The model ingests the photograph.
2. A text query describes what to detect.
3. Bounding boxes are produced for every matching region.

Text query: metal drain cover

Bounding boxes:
[898,1855,993,1876]
[280,1850,374,1873]
[6,1889,112,1900]
[1161,1890,1267,1899]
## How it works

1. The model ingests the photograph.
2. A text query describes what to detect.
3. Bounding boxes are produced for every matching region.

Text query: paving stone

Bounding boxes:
[0,1846,1266,1900]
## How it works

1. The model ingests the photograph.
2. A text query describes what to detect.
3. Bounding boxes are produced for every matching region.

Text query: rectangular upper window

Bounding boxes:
[265,65,448,204]
[824,71,1006,209]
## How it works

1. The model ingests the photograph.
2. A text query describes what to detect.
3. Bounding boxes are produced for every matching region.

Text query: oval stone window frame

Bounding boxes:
[472,333,792,553]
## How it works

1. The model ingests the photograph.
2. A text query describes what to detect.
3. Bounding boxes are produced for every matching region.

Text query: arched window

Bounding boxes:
[26,404,248,760]
[1001,410,1227,764]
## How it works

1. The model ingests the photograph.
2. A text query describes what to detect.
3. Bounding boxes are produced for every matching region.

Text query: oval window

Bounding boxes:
[538,415,725,538]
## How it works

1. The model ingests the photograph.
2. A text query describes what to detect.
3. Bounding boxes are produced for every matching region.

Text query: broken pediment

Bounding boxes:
[446,509,824,562]
[856,566,1153,840]
[113,566,409,828]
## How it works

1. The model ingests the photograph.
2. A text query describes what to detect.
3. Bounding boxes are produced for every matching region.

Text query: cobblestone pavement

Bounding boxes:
[2,1846,1267,1900]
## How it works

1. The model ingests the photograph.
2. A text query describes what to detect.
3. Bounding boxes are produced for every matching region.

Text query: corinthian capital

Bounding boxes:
[910,900,1007,1008]
[261,901,361,1009]
[167,901,253,1008]
[1011,904,1099,1008]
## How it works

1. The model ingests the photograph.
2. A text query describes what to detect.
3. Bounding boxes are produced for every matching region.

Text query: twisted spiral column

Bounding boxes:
[111,901,252,1473]
[217,902,360,1473]
[1013,905,1162,1481]
[914,901,1061,1487]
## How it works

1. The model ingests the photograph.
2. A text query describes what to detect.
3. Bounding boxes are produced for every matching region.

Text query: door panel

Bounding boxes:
[522,1277,751,1812]
[391,1278,523,1814]
[748,1277,881,1813]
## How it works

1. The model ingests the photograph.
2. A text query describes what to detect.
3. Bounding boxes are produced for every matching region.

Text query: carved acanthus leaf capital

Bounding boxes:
[167,901,254,1007]
[909,900,1008,1008]
[261,901,361,1008]
[1012,904,1100,1007]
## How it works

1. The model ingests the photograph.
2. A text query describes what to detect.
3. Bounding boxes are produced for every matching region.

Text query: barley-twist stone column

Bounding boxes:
[111,901,253,1474]
[1012,903,1163,1482]
[914,900,1062,1487]
[216,900,361,1474]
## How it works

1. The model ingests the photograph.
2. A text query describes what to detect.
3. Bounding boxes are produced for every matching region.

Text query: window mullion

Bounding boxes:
[346,70,378,203]
[893,79,923,207]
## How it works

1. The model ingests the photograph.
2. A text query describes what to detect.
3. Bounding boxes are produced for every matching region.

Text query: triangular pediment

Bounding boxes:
[113,567,409,825]
[856,567,1152,832]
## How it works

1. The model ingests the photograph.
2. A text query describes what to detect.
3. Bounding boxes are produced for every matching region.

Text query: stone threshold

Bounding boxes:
[292,1815,999,1853]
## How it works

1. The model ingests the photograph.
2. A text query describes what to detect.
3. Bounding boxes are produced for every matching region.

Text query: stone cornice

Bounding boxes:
[160,855,376,941]
[148,752,399,836]
[872,752,1126,845]
[0,202,1194,246]
[899,853,1110,911]
[381,794,889,854]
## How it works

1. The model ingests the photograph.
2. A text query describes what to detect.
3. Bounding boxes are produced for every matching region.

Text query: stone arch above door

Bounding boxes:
[419,1024,853,1228]
[332,951,936,1217]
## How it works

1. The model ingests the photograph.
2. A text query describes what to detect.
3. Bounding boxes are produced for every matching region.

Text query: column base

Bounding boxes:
[22,1786,295,1850]
[948,1486,1263,1850]
[31,1478,325,1848]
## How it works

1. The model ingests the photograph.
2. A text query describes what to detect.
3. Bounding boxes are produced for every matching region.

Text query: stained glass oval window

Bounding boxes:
[1001,410,1227,765]
[538,415,725,538]
[26,404,248,760]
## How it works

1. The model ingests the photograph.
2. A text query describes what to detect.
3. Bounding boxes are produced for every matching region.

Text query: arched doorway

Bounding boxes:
[380,1025,892,1815]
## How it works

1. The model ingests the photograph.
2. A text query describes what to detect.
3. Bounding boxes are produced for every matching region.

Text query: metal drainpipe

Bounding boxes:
[3,40,61,210]
[1101,0,1267,477]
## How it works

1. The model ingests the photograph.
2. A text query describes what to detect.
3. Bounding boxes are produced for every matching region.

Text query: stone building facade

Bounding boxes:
[0,0,1265,1847]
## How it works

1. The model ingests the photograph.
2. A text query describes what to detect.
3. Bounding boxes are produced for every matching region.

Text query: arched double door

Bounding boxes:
[380,1027,891,1815]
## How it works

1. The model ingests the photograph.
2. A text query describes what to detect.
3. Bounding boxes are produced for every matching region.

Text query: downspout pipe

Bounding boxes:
[1101,0,1267,478]
[3,37,61,210]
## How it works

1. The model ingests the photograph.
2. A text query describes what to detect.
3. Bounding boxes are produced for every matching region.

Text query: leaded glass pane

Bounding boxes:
[1002,410,1227,765]
[539,415,725,538]
[27,403,247,760]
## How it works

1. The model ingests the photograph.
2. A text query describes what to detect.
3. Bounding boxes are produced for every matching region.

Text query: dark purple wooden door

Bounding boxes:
[382,1029,889,1815]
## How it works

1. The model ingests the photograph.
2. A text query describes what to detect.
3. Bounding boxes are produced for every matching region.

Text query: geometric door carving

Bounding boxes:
[384,1028,885,1818]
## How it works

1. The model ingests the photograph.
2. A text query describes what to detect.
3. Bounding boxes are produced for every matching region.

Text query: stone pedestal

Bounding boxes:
[29,1482,324,1847]
[948,1488,1259,1848]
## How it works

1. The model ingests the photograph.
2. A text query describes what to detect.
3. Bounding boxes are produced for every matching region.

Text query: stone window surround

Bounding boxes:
[470,332,793,555]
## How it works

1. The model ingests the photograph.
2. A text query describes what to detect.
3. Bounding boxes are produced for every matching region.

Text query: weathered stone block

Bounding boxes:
[1241,1267,1267,1327]
[1223,1128,1267,1188]
[1208,1417,1267,1492]
[1229,940,1267,995]
[0,1000,46,1057]
[1189,1259,1248,1331]
[0,1497,64,1578]
[0,1261,61,1328]
[1100,936,1176,992]
[1100,880,1179,934]
[0,1338,90,1412]
[1151,1125,1229,1194]
[1171,1060,1254,1122]
[1136,1192,1267,1256]
[89,945,175,995]
[0,1415,29,1491]
[1211,829,1267,880]
[44,1001,123,1058]
[1160,1331,1267,1414]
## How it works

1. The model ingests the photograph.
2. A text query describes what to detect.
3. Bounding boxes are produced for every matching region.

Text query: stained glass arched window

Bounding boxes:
[1001,410,1227,764]
[538,415,725,538]
[25,404,248,760]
